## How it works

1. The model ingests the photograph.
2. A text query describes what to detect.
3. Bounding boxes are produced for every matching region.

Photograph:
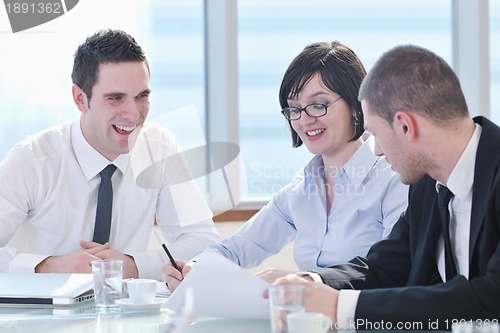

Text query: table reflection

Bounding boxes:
[0,307,274,333]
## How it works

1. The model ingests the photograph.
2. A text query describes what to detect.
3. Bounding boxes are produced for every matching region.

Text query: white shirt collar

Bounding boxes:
[342,135,379,186]
[436,123,482,201]
[304,135,379,187]
[71,120,129,180]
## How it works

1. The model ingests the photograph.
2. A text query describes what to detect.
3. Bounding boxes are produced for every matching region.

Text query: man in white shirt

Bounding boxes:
[269,45,500,329]
[0,29,220,280]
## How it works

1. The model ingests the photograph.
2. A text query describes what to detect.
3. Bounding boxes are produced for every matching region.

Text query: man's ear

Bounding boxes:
[72,84,89,113]
[394,110,418,142]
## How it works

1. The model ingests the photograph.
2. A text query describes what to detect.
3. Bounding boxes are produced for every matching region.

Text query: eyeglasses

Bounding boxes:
[281,97,343,121]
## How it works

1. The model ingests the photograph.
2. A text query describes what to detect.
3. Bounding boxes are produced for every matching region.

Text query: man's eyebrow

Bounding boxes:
[138,89,151,96]
[103,92,126,98]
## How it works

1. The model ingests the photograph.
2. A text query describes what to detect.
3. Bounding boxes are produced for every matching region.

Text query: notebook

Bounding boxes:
[0,273,94,306]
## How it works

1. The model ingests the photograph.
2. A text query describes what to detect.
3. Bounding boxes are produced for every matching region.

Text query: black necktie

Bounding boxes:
[93,164,117,244]
[437,185,457,281]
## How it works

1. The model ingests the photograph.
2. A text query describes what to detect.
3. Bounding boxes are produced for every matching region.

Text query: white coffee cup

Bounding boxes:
[287,312,331,333]
[126,279,157,304]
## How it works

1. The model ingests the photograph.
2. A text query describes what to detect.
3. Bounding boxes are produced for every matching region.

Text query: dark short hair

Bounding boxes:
[358,45,469,126]
[71,29,149,100]
[279,40,367,148]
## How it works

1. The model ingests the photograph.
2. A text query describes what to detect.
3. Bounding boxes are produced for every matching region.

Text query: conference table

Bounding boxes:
[0,304,274,333]
[2,303,494,333]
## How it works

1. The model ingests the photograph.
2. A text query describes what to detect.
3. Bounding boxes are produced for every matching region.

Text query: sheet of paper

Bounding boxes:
[164,250,270,319]
[155,281,172,298]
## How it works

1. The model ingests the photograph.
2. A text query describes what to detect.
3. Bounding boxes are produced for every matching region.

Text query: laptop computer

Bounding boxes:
[0,273,94,307]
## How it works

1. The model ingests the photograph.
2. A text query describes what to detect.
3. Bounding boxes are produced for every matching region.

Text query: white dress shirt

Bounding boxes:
[209,137,408,270]
[0,120,220,279]
[336,124,482,327]
[435,124,481,279]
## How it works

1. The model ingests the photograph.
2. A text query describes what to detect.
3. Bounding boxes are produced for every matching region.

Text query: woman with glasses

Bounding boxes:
[162,40,408,289]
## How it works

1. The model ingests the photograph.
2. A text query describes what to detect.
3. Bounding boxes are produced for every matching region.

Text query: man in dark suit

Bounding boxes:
[271,45,500,330]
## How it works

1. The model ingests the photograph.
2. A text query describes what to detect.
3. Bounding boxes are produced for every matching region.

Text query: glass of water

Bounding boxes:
[92,259,123,312]
[268,285,305,333]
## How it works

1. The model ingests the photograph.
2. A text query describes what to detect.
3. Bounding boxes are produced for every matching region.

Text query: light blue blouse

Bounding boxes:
[209,137,409,271]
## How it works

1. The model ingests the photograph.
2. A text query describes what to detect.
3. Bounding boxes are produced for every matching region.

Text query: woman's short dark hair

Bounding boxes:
[279,40,366,148]
[71,29,149,101]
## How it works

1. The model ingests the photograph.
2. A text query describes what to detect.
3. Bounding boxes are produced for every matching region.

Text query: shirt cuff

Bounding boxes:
[296,271,323,283]
[336,289,361,329]
[9,253,49,273]
[131,250,163,280]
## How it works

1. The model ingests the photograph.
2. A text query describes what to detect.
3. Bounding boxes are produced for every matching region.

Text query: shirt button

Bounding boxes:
[335,185,343,195]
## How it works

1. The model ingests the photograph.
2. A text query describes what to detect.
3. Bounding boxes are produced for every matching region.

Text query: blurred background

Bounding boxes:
[0,0,497,210]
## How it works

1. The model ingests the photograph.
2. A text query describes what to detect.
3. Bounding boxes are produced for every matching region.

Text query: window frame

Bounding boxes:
[204,0,492,215]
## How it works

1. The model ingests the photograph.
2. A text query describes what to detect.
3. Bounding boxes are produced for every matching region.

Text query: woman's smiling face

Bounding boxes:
[289,73,355,157]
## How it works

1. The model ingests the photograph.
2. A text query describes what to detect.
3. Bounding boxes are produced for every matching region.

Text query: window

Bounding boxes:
[0,0,495,211]
[0,0,206,158]
[238,0,452,201]
[491,0,500,124]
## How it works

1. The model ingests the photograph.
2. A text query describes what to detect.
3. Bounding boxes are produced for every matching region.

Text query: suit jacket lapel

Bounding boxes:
[423,198,443,284]
[408,178,443,285]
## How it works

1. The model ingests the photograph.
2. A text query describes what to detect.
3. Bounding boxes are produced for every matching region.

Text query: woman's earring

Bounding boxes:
[353,116,359,127]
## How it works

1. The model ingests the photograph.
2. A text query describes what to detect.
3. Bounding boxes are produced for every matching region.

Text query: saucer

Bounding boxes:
[115,298,166,312]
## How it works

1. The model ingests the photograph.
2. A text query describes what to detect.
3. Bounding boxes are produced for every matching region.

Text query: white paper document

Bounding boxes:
[164,250,270,319]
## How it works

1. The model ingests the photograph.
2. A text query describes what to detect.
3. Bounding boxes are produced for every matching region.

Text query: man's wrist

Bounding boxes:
[35,256,53,273]
[296,271,323,283]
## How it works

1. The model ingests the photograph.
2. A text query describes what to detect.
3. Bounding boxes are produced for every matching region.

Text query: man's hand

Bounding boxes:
[161,259,194,291]
[81,240,139,279]
[255,268,296,283]
[265,273,339,323]
[35,242,110,273]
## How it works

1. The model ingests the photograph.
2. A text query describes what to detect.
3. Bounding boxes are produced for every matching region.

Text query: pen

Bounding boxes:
[154,228,181,272]
[162,243,181,272]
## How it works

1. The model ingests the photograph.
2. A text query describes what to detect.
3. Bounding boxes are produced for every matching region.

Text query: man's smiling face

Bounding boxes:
[78,61,151,161]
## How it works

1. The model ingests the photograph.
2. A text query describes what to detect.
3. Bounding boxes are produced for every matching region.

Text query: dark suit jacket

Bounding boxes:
[315,116,500,330]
